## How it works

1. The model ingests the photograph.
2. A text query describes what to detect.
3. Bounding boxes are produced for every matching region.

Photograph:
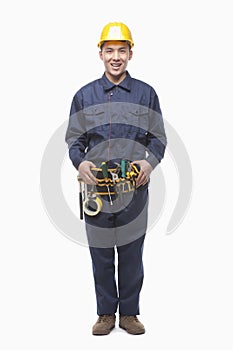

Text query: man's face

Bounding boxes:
[99,41,133,80]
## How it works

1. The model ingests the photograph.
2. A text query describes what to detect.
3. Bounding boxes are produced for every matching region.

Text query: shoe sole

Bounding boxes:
[119,324,145,335]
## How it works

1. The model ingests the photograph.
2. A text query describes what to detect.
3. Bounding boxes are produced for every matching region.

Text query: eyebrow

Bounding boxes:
[104,46,128,50]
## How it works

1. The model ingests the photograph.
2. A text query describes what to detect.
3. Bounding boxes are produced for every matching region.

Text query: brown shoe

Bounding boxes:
[119,315,145,335]
[92,314,116,335]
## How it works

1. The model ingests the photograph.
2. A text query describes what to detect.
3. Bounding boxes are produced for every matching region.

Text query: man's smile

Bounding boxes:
[110,63,122,68]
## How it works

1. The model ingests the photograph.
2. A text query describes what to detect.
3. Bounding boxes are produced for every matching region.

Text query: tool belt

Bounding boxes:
[78,160,140,218]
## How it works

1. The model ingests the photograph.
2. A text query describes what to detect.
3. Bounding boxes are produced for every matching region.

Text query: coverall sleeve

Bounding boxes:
[145,88,167,169]
[65,91,88,170]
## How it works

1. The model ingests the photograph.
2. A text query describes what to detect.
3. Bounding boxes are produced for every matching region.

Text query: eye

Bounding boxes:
[120,49,127,53]
[105,49,113,54]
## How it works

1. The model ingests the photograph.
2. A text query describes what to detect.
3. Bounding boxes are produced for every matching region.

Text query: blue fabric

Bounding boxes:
[89,234,145,315]
[65,71,167,316]
[65,71,167,170]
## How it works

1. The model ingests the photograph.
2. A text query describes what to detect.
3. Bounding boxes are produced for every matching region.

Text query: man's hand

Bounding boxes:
[133,160,153,188]
[78,161,97,185]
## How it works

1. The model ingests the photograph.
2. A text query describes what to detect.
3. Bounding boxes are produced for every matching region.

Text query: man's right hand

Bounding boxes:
[78,161,98,185]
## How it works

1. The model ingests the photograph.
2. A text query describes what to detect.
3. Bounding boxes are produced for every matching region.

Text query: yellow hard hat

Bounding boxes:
[97,22,134,48]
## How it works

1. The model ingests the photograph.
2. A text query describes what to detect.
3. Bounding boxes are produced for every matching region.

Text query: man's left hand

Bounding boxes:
[132,160,153,188]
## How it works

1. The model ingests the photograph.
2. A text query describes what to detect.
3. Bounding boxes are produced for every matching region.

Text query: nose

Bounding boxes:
[112,50,120,60]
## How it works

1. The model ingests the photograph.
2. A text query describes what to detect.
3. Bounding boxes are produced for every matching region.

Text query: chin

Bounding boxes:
[110,69,123,76]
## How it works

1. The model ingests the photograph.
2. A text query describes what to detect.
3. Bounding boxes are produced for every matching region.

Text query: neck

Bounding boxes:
[105,71,127,85]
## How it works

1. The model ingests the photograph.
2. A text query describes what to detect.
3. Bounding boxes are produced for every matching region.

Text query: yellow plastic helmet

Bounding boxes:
[97,22,134,48]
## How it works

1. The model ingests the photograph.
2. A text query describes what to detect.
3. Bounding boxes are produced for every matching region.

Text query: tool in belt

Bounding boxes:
[78,160,140,219]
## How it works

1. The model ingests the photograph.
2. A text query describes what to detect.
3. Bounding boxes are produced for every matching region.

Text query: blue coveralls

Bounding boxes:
[66,71,166,315]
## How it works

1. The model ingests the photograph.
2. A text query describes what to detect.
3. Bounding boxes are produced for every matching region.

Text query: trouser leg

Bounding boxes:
[87,185,148,315]
[89,246,118,315]
[117,234,145,315]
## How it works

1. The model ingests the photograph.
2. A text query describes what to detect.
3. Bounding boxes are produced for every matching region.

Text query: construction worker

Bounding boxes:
[65,22,167,335]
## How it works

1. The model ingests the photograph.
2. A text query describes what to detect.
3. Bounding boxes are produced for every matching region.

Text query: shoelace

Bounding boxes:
[121,315,139,322]
[98,315,115,323]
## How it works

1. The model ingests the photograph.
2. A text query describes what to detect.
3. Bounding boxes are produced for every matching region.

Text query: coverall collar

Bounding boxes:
[101,71,132,92]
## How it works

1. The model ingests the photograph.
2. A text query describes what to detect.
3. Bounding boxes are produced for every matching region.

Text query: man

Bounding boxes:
[65,22,167,335]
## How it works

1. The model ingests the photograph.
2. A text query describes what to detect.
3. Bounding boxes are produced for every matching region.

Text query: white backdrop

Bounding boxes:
[1,0,233,349]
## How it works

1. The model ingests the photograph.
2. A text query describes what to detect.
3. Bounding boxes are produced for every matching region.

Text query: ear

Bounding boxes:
[129,50,133,60]
[99,50,103,60]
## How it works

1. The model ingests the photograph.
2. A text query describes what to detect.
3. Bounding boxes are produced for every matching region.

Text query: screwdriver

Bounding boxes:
[121,159,126,178]
[101,162,113,205]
